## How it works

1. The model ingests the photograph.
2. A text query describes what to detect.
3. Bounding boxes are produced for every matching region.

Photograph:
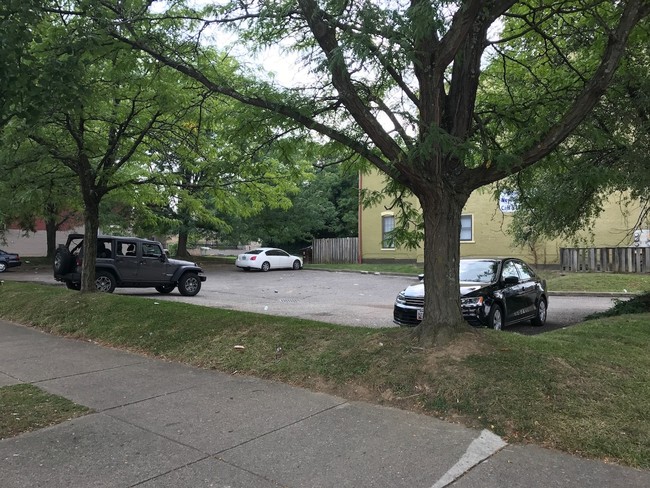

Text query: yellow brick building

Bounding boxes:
[359,169,646,267]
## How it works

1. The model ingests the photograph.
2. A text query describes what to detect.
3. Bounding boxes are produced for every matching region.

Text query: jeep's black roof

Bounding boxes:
[66,234,162,245]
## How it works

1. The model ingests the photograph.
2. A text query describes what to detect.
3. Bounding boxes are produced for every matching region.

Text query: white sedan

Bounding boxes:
[235,248,303,272]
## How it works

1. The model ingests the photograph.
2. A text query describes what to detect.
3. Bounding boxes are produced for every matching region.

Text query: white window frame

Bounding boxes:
[460,214,474,242]
[381,212,395,250]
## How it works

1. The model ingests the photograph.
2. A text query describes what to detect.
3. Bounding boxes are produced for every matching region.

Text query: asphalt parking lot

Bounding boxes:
[135,265,409,328]
[3,264,619,332]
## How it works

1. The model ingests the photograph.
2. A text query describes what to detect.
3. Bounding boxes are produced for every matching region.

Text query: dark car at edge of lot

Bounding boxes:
[0,249,22,273]
[53,234,207,296]
[393,258,548,330]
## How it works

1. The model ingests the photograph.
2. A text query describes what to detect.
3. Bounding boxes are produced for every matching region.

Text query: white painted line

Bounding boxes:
[430,429,507,488]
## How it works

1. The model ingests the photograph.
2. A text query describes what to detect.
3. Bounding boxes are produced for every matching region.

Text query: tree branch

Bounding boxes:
[469,0,649,187]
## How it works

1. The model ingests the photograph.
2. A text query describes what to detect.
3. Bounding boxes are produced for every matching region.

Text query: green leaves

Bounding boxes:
[0,1,315,261]
[500,13,650,245]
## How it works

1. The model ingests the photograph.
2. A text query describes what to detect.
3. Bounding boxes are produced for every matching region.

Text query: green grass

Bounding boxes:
[542,270,650,293]
[0,384,91,439]
[1,282,649,468]
[193,255,236,266]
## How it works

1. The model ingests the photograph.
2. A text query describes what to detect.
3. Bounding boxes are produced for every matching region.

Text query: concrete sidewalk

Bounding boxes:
[1,319,648,488]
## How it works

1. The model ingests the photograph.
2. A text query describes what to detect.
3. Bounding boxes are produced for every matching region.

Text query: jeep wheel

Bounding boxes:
[155,285,175,294]
[95,271,116,293]
[53,246,74,275]
[65,281,81,291]
[178,273,201,296]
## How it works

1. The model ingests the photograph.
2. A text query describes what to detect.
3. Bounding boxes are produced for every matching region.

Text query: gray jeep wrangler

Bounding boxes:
[53,234,207,296]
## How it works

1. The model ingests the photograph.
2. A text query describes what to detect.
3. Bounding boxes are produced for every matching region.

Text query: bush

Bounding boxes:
[585,293,650,319]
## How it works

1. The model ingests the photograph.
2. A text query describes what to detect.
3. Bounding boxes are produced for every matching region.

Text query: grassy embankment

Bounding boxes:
[0,279,648,468]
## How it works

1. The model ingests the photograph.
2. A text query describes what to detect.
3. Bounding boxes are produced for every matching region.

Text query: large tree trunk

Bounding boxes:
[414,184,473,346]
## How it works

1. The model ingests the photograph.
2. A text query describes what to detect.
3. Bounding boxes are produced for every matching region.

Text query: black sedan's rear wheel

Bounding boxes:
[178,273,201,296]
[531,298,547,327]
[0,262,6,273]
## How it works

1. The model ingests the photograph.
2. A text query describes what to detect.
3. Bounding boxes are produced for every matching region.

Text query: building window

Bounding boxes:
[382,214,395,249]
[460,215,473,242]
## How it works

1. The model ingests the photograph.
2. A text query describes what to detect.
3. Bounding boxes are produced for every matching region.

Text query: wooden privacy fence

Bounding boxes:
[312,237,359,264]
[560,247,650,273]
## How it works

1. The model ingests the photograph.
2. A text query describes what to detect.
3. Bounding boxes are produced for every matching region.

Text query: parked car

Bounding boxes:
[393,258,548,330]
[235,248,303,272]
[53,234,206,295]
[0,249,21,273]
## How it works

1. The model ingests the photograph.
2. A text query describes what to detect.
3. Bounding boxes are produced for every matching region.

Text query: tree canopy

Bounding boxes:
[498,16,650,246]
[1,1,315,284]
[221,162,359,249]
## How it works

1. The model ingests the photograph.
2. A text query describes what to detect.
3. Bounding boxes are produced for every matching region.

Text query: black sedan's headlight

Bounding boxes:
[461,296,484,307]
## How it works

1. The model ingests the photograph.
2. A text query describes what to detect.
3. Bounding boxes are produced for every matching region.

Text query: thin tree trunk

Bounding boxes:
[45,218,57,259]
[414,185,473,345]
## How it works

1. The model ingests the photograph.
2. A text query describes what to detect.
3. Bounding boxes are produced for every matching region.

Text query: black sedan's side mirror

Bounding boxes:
[503,275,519,285]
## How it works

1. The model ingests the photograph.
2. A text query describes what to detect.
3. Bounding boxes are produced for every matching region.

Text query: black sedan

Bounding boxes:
[393,258,548,330]
[0,249,22,273]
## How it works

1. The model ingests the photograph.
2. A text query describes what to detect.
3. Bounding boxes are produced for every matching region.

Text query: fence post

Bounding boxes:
[600,248,608,272]
[625,248,632,273]
[588,249,596,272]
[570,249,578,272]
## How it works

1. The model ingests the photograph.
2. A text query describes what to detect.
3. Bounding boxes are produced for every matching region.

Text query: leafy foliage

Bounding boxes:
[0,3,207,284]
[586,293,650,319]
[1,0,315,264]
[495,14,650,245]
[221,162,359,249]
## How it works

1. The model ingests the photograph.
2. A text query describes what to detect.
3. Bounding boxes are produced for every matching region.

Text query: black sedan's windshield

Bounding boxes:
[459,260,498,283]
